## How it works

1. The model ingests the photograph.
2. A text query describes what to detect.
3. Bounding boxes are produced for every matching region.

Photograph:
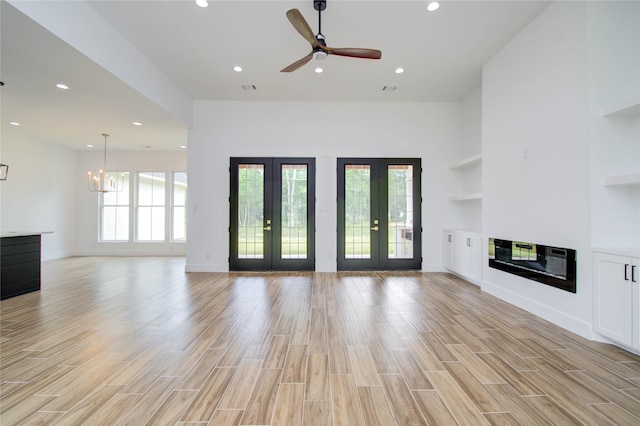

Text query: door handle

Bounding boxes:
[371,226,379,231]
[264,226,271,231]
[633,265,637,283]
[625,264,629,281]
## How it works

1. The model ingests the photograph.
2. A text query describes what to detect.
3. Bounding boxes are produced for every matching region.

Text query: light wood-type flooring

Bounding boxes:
[2,257,640,425]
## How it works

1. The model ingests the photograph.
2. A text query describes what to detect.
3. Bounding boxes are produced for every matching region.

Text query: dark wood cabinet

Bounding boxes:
[1,234,42,300]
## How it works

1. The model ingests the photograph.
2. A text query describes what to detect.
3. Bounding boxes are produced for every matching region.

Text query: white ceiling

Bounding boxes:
[1,0,550,151]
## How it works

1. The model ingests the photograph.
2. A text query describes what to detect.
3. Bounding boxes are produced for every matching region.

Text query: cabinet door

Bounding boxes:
[593,253,634,346]
[467,234,482,283]
[443,231,455,270]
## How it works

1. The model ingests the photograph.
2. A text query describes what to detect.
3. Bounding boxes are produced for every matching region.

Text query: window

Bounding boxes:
[172,172,187,241]
[101,172,130,241]
[98,170,187,243]
[137,172,165,241]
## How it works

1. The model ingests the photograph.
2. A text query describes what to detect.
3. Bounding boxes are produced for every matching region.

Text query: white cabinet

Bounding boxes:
[443,230,482,285]
[593,249,640,350]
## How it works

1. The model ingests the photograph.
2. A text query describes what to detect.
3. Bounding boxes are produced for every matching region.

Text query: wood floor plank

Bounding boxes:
[272,383,305,425]
[476,352,543,395]
[113,376,182,425]
[327,338,351,374]
[303,400,333,426]
[443,361,505,413]
[263,335,291,369]
[391,348,433,390]
[484,383,553,426]
[331,374,366,426]
[587,402,640,425]
[379,374,427,425]
[447,344,504,384]
[0,395,56,425]
[50,384,123,426]
[217,358,263,409]
[348,344,381,386]
[2,259,640,426]
[357,385,396,426]
[426,371,490,425]
[412,389,457,425]
[180,367,236,422]
[145,389,199,425]
[176,348,226,390]
[210,409,244,425]
[240,368,283,425]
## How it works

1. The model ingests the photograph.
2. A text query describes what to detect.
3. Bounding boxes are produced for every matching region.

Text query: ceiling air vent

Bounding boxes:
[241,84,257,91]
[382,85,397,92]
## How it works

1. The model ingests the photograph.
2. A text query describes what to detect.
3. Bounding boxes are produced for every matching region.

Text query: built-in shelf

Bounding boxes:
[604,173,640,187]
[601,97,640,117]
[449,193,482,202]
[449,154,482,170]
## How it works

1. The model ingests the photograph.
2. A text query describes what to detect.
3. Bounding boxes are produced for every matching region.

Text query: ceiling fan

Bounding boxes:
[281,0,382,72]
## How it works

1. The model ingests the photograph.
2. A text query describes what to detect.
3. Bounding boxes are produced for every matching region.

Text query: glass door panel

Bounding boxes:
[388,164,414,259]
[280,164,308,259]
[344,165,372,259]
[237,164,265,259]
[230,158,315,271]
[338,158,421,271]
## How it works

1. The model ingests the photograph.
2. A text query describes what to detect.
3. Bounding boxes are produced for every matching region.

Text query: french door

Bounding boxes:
[337,158,421,270]
[229,157,315,271]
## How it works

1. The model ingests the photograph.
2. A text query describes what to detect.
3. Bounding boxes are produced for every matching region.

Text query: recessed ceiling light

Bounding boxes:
[395,68,404,74]
[196,0,208,7]
[233,66,243,72]
[315,67,323,73]
[10,121,20,126]
[179,145,187,149]
[132,121,143,126]
[427,1,440,12]
[86,144,94,148]
[56,83,69,90]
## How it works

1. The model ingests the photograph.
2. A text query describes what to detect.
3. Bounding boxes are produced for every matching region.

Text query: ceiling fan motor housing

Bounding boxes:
[314,1,327,11]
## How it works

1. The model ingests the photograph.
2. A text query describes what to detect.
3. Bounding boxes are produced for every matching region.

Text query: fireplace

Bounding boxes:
[488,238,576,293]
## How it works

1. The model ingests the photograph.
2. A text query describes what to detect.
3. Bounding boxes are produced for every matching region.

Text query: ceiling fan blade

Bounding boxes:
[326,47,382,60]
[281,53,314,72]
[286,9,318,48]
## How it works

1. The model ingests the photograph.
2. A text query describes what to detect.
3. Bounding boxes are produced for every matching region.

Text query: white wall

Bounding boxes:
[453,88,483,232]
[588,0,640,250]
[482,1,593,337]
[186,101,462,272]
[0,131,77,260]
[75,150,187,256]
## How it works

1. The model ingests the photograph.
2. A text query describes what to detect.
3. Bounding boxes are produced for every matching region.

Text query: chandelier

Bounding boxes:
[87,133,123,193]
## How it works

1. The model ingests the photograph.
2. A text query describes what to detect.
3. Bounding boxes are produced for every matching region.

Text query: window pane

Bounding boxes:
[344,165,370,259]
[115,207,129,240]
[173,172,187,241]
[237,164,264,259]
[388,165,414,259]
[281,164,307,259]
[151,206,165,240]
[138,207,151,240]
[101,172,129,241]
[173,206,186,241]
[137,172,166,241]
[102,207,116,240]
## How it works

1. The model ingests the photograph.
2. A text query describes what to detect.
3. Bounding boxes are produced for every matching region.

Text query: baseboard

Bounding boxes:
[481,279,594,340]
[185,263,228,272]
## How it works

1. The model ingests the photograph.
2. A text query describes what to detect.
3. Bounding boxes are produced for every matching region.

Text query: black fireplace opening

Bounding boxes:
[488,238,576,293]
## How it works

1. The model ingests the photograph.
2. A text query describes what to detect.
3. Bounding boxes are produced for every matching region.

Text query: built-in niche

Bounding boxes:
[488,238,577,293]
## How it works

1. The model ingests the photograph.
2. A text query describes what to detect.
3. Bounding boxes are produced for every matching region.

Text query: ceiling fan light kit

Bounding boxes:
[281,0,382,72]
